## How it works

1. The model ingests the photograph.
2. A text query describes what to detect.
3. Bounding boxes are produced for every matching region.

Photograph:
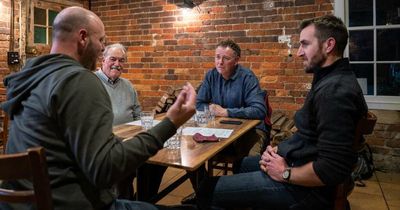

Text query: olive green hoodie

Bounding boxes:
[1,54,176,210]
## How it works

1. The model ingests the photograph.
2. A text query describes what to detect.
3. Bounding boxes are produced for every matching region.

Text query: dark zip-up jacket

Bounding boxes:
[0,54,176,210]
[278,58,368,209]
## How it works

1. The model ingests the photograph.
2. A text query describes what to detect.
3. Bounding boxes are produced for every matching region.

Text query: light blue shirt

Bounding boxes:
[95,69,141,125]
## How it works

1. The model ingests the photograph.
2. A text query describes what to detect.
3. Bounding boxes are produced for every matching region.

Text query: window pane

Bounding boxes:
[377,29,400,61]
[377,63,400,96]
[376,0,400,25]
[49,10,58,26]
[349,0,373,26]
[349,30,374,61]
[352,64,374,95]
[34,7,46,25]
[48,28,52,44]
[34,26,47,44]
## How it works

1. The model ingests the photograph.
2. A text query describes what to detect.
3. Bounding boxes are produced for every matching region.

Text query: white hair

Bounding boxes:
[103,43,127,60]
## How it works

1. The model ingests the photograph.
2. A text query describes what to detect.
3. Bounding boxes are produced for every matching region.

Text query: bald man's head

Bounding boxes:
[52,6,98,41]
[50,6,106,70]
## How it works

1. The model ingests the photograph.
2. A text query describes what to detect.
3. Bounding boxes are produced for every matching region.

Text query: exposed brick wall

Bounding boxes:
[366,110,400,172]
[91,0,333,111]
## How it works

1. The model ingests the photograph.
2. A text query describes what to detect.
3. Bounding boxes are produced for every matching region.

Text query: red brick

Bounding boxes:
[278,102,301,111]
[295,98,305,104]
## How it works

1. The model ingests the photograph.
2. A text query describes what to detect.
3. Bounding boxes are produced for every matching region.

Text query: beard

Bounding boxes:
[79,39,99,71]
[304,47,327,73]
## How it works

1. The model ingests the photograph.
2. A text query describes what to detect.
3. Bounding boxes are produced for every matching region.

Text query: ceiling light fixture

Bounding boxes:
[181,0,201,13]
[182,0,196,8]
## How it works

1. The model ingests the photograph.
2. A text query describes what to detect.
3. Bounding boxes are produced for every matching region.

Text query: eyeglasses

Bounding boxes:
[215,55,236,62]
[107,56,126,63]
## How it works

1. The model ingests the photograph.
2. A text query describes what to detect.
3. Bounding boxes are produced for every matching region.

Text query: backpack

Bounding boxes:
[351,143,374,187]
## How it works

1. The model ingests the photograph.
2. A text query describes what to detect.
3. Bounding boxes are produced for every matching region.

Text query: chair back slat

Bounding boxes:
[0,189,36,203]
[0,153,31,180]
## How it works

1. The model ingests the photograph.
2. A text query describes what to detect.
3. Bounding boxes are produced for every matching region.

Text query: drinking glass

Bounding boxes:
[140,111,154,130]
[166,126,183,149]
[195,110,208,127]
[208,105,216,126]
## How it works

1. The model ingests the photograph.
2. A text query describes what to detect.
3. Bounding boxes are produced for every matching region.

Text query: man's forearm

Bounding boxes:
[288,162,324,187]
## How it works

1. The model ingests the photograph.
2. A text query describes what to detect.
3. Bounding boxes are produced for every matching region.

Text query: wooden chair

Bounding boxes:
[334,111,377,210]
[207,90,272,176]
[0,147,53,210]
[207,154,236,176]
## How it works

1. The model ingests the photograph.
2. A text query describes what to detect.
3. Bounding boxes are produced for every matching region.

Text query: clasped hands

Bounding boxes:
[209,104,228,117]
[259,145,289,182]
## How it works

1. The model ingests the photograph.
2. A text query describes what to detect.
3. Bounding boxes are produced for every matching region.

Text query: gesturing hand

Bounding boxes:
[166,82,196,128]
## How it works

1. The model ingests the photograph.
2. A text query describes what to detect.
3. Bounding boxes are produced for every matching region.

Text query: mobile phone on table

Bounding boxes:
[219,120,242,125]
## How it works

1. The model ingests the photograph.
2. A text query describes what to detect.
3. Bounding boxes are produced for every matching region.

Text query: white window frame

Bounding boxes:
[33,7,54,45]
[29,0,82,46]
[335,1,400,110]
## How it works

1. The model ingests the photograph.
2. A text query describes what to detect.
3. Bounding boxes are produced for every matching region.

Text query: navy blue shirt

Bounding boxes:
[197,64,268,132]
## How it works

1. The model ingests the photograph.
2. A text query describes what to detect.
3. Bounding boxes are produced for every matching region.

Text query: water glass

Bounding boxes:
[204,106,215,126]
[195,110,208,127]
[166,126,182,149]
[203,105,209,114]
[140,111,154,130]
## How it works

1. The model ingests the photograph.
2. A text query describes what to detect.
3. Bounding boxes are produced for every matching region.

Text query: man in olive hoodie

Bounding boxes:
[0,6,196,210]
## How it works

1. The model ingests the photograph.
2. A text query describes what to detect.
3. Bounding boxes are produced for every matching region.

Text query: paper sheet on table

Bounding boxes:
[182,127,233,138]
[125,120,161,126]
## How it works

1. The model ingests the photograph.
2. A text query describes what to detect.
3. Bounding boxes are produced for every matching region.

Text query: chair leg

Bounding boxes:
[223,163,228,175]
[207,160,213,176]
[346,199,351,210]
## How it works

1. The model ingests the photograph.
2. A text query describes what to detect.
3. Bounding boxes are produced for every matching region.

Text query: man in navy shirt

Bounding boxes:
[197,39,269,159]
[180,39,270,205]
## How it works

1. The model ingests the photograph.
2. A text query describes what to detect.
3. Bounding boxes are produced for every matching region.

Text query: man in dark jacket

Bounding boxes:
[196,15,368,210]
[0,6,196,210]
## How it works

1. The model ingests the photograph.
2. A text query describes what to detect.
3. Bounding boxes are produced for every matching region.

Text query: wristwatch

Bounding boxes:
[282,167,292,181]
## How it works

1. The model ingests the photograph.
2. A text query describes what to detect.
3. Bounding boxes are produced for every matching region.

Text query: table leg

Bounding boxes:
[136,164,190,203]
[135,165,148,201]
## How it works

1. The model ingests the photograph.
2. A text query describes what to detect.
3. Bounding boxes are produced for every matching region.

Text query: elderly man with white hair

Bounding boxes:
[95,43,141,125]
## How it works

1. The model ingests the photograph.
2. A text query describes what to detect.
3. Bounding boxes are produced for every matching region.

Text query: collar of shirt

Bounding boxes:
[311,58,349,87]
[221,64,240,80]
[95,69,120,86]
[107,78,120,85]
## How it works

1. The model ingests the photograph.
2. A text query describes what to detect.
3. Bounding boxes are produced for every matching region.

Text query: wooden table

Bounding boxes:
[113,116,260,202]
